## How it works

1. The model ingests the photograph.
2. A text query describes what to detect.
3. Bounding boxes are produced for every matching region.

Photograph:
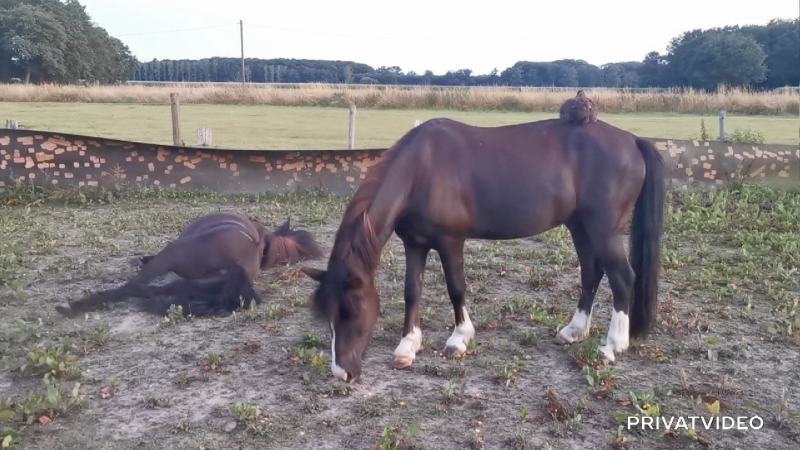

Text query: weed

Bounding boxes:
[203,353,221,371]
[21,344,81,383]
[728,126,766,144]
[375,421,420,450]
[162,304,189,325]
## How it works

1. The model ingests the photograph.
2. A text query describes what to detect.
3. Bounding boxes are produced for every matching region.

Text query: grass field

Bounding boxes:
[2,83,798,116]
[1,102,797,149]
[0,183,798,449]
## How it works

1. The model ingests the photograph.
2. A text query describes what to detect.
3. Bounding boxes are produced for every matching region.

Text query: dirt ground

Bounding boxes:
[1,186,798,450]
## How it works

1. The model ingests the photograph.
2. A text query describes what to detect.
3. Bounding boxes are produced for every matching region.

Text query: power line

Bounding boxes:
[113,24,235,38]
[247,23,397,41]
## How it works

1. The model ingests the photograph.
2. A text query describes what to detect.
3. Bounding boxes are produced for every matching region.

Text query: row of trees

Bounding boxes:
[0,0,137,84]
[132,19,798,90]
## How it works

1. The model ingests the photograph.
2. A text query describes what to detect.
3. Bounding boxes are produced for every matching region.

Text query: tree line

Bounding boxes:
[131,18,798,91]
[0,0,138,84]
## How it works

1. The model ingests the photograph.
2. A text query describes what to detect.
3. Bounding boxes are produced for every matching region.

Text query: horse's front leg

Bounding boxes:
[393,242,430,369]
[439,238,475,358]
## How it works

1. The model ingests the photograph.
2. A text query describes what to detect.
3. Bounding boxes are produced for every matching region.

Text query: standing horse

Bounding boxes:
[56,212,322,318]
[301,104,665,383]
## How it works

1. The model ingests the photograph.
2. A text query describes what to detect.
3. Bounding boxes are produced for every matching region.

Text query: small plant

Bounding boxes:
[439,376,464,407]
[583,363,617,391]
[81,323,112,354]
[297,329,325,349]
[231,399,260,423]
[21,344,81,383]
[699,119,710,141]
[375,421,420,450]
[163,304,188,324]
[728,127,765,144]
[613,388,661,424]
[203,353,221,371]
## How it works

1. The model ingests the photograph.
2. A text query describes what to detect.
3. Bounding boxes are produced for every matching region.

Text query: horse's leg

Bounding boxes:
[56,247,178,318]
[584,216,635,363]
[393,241,430,370]
[556,219,605,344]
[439,238,475,358]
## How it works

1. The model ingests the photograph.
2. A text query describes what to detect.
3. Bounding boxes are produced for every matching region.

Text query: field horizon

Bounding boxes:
[1,82,798,116]
[1,102,796,150]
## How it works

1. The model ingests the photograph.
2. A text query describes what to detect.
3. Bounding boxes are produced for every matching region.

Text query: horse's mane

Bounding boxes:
[262,220,323,268]
[327,125,424,274]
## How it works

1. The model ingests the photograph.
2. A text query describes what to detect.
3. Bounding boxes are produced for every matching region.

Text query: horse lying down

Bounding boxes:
[55,212,323,318]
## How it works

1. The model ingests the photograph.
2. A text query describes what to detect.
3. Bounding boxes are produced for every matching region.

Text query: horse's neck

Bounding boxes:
[332,214,393,279]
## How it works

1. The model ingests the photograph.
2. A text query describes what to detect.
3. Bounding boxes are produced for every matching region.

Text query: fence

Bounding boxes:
[1,125,796,195]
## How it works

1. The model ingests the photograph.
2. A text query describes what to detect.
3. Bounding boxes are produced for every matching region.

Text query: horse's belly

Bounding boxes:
[469,178,575,239]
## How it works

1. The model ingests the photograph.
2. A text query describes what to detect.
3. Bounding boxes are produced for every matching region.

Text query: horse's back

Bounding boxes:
[396,118,646,239]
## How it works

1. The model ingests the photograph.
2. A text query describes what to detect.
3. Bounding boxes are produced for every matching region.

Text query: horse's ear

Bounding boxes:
[301,267,325,282]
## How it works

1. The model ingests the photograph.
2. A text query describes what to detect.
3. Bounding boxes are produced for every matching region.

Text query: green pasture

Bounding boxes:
[0,102,795,149]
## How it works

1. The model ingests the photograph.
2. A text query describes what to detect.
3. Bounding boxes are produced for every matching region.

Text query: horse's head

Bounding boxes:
[301,264,379,383]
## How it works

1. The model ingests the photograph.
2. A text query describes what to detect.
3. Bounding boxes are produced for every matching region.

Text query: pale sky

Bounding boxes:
[81,0,797,75]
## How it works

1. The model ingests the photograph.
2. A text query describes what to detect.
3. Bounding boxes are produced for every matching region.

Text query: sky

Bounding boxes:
[80,0,798,75]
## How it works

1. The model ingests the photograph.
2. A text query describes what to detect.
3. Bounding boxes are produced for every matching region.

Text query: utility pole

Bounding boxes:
[239,20,245,85]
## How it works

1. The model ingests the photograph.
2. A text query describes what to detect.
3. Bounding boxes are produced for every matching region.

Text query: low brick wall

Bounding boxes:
[1,129,797,194]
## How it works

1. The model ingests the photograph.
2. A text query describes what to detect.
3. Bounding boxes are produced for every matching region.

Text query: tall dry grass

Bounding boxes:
[0,82,797,115]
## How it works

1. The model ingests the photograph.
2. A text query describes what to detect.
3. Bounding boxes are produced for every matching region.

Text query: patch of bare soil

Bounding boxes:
[1,198,798,450]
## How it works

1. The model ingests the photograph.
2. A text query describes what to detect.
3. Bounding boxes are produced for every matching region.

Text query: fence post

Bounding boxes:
[414,119,421,127]
[348,104,356,149]
[170,93,182,146]
[718,109,726,141]
[196,127,212,147]
[5,119,18,129]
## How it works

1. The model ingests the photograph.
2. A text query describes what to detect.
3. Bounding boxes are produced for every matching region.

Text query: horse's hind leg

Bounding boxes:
[583,214,636,363]
[393,241,430,370]
[438,237,475,358]
[557,218,605,344]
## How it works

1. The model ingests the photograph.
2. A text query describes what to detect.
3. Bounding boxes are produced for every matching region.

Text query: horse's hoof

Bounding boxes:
[55,306,74,318]
[393,356,414,370]
[599,345,622,364]
[442,344,466,358]
[555,332,575,345]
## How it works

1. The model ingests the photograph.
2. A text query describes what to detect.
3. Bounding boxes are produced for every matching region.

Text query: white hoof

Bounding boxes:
[599,310,630,363]
[393,326,422,369]
[556,308,592,345]
[443,307,475,357]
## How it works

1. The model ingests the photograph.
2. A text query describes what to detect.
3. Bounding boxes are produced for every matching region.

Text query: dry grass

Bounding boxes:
[1,82,797,115]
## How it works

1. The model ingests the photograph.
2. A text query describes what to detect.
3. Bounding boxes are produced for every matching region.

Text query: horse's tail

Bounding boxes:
[628,137,666,338]
[134,264,261,317]
[261,219,324,269]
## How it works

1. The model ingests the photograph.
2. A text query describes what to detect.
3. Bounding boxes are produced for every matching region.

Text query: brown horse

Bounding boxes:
[56,212,322,318]
[301,105,665,382]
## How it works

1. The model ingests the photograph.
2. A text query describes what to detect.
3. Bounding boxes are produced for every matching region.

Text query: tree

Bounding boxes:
[0,4,68,83]
[671,29,767,90]
[0,0,138,84]
[638,51,668,87]
[740,18,799,88]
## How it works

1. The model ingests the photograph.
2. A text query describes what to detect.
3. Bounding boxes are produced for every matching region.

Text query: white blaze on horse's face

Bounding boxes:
[330,321,349,382]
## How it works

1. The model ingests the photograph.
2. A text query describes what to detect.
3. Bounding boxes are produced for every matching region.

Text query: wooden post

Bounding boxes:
[196,128,212,147]
[170,93,181,146]
[718,109,726,141]
[414,119,421,127]
[5,119,18,129]
[348,104,356,149]
[239,20,246,85]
